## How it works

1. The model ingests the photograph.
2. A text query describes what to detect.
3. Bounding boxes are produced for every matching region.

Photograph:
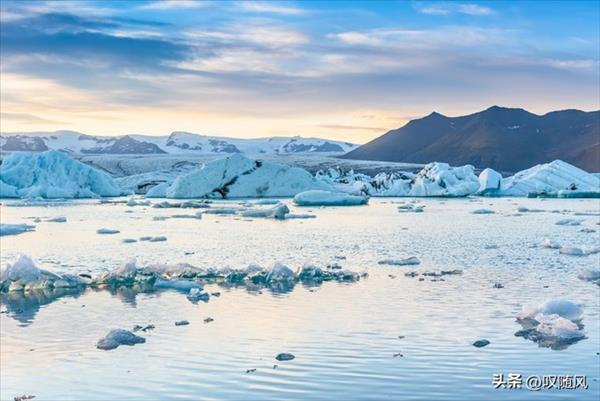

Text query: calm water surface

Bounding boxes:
[1,197,599,400]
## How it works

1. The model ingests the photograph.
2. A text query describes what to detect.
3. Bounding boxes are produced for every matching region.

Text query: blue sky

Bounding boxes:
[1,0,598,142]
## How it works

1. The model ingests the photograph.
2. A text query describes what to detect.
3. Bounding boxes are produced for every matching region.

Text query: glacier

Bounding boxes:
[0,150,121,199]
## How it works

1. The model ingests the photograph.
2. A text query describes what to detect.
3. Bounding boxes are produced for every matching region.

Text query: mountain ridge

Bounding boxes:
[342,106,600,172]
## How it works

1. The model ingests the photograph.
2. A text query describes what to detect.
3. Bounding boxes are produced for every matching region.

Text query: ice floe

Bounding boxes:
[0,223,35,236]
[240,203,290,219]
[471,209,495,214]
[294,190,369,206]
[555,219,582,226]
[0,150,121,199]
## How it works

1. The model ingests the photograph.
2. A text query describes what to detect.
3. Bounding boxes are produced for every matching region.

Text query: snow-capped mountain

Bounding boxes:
[0,130,357,156]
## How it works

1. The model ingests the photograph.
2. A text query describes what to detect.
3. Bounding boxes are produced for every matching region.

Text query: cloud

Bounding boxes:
[235,1,306,15]
[417,3,494,16]
[0,112,66,125]
[139,0,210,10]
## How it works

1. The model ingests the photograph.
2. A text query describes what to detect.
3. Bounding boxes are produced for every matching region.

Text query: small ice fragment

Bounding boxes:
[96,329,145,350]
[0,223,35,237]
[473,339,490,348]
[204,317,214,324]
[559,247,584,256]
[175,320,189,326]
[471,209,495,214]
[294,190,368,206]
[46,216,67,223]
[555,219,582,226]
[97,228,120,234]
[378,257,421,266]
[122,238,137,243]
[187,288,210,302]
[540,238,560,249]
[149,236,167,242]
[275,352,295,361]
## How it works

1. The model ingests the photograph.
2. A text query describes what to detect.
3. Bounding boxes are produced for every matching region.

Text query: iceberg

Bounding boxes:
[519,299,583,322]
[316,162,479,197]
[0,255,85,292]
[166,154,328,198]
[240,203,290,219]
[0,150,121,198]
[499,160,600,197]
[294,190,369,206]
[0,223,35,236]
[477,168,502,195]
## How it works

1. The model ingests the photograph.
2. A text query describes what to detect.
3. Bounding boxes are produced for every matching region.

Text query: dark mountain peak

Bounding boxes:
[342,106,600,172]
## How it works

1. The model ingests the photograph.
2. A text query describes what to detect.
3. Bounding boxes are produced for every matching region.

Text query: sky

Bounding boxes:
[0,0,599,143]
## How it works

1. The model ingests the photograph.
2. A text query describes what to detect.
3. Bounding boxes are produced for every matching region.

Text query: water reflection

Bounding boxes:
[0,287,85,326]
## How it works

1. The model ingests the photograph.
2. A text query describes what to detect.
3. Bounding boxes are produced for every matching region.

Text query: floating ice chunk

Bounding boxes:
[397,204,424,213]
[251,199,281,205]
[471,209,495,214]
[378,257,421,266]
[154,279,201,291]
[241,203,289,219]
[0,223,35,236]
[149,236,167,242]
[535,314,586,340]
[46,216,67,223]
[559,247,584,256]
[0,255,83,292]
[93,259,155,287]
[275,352,295,361]
[540,238,560,249]
[519,299,583,322]
[477,168,502,195]
[265,262,295,283]
[97,228,120,234]
[578,270,600,283]
[294,190,368,206]
[186,287,210,302]
[516,206,544,213]
[126,197,151,207]
[0,150,120,199]
[285,213,317,219]
[555,219,582,226]
[204,208,238,215]
[96,329,146,350]
[579,228,596,233]
[170,212,202,219]
[175,320,189,326]
[122,238,138,243]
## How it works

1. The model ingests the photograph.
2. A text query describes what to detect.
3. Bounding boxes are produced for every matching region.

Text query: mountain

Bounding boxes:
[342,106,600,172]
[0,131,356,156]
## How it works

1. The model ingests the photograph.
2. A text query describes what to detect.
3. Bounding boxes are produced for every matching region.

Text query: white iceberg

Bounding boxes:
[0,223,35,236]
[499,160,600,197]
[0,150,121,198]
[294,190,369,206]
[477,168,502,195]
[166,154,328,198]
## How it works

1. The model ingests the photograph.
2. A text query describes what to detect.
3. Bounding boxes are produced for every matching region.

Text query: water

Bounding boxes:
[1,197,599,400]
